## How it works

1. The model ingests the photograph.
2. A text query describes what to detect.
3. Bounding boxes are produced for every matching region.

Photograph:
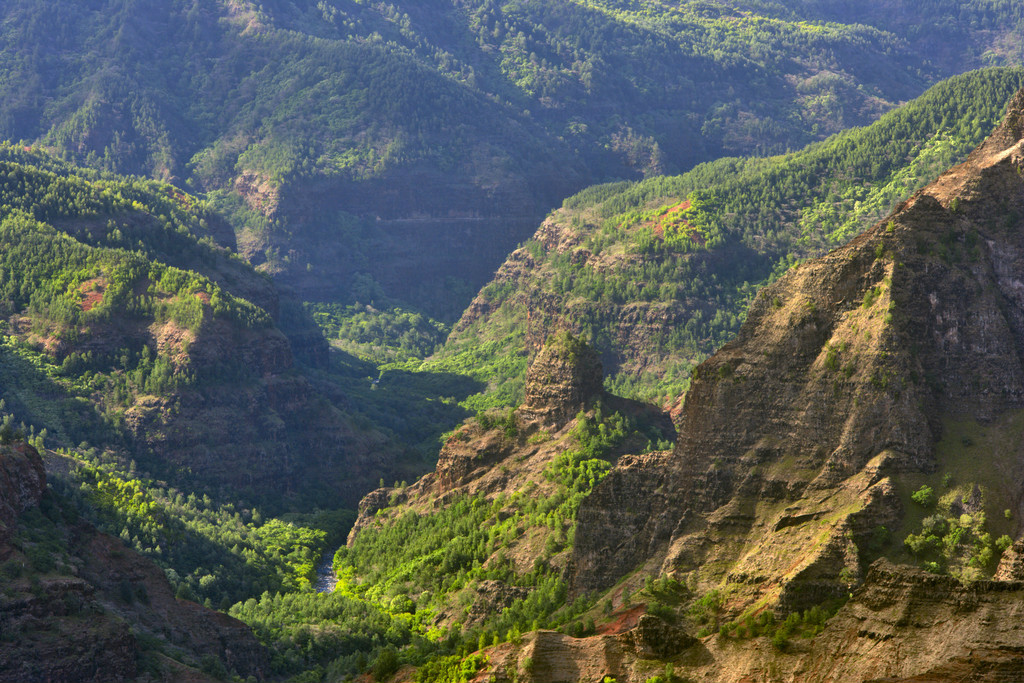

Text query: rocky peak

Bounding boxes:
[519,331,604,429]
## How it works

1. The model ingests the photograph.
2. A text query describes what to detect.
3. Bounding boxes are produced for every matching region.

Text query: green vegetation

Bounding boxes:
[3,4,1024,681]
[307,302,449,364]
[233,483,595,674]
[429,68,1024,409]
[894,411,1024,581]
[49,450,351,607]
[911,485,936,507]
[903,503,1005,581]
[414,653,487,683]
[768,603,844,650]
[222,404,658,676]
[0,146,280,452]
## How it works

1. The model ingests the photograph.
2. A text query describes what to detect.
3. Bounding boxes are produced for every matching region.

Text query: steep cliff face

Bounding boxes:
[428,72,1024,418]
[572,88,1024,614]
[518,331,605,430]
[0,441,45,548]
[479,558,1024,683]
[406,90,1024,683]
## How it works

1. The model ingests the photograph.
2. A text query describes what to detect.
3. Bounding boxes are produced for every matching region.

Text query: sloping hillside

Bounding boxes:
[0,143,402,511]
[0,441,267,682]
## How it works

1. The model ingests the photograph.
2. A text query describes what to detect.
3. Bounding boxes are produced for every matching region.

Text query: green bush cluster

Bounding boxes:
[414,653,487,683]
[306,303,449,364]
[901,476,1016,580]
[768,603,841,649]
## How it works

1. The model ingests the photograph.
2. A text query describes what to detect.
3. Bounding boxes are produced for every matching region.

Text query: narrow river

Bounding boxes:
[314,548,338,593]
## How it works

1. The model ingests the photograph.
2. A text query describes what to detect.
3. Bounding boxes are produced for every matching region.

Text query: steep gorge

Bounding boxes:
[342,88,1024,683]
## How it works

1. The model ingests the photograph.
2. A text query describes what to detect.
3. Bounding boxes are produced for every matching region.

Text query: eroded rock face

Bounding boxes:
[0,444,267,682]
[519,331,604,429]
[77,530,268,680]
[573,88,1024,612]
[618,615,699,660]
[800,559,1024,683]
[468,580,531,621]
[994,538,1024,581]
[477,620,710,683]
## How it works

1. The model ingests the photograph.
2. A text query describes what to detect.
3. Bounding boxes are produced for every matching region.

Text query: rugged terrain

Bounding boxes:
[571,86,1024,605]
[0,441,266,682]
[345,331,675,629]
[2,1,1024,317]
[7,7,1024,681]
[0,144,407,511]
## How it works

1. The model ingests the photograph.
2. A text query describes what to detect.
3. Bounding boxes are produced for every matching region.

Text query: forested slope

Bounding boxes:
[2,0,1023,321]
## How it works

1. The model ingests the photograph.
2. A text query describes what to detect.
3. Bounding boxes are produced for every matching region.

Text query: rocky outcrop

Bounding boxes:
[994,538,1024,581]
[434,423,516,494]
[347,334,675,633]
[618,615,699,660]
[573,88,1024,613]
[477,620,710,683]
[799,559,1024,682]
[0,591,138,682]
[347,487,400,544]
[519,331,604,429]
[0,442,45,549]
[234,170,280,218]
[468,580,531,621]
[0,522,268,683]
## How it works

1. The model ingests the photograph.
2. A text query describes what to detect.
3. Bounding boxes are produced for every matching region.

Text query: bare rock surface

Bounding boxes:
[519,330,605,429]
[799,559,1024,683]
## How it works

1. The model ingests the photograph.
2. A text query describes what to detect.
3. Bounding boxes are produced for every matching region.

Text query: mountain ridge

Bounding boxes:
[426,68,1024,412]
[572,86,1024,608]
[4,1,1024,318]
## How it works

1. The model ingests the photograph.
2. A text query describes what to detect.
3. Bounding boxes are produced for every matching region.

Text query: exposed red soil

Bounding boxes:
[647,199,692,239]
[78,278,106,311]
[596,604,646,636]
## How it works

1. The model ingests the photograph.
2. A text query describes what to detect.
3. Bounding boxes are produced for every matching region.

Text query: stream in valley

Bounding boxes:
[314,548,338,593]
